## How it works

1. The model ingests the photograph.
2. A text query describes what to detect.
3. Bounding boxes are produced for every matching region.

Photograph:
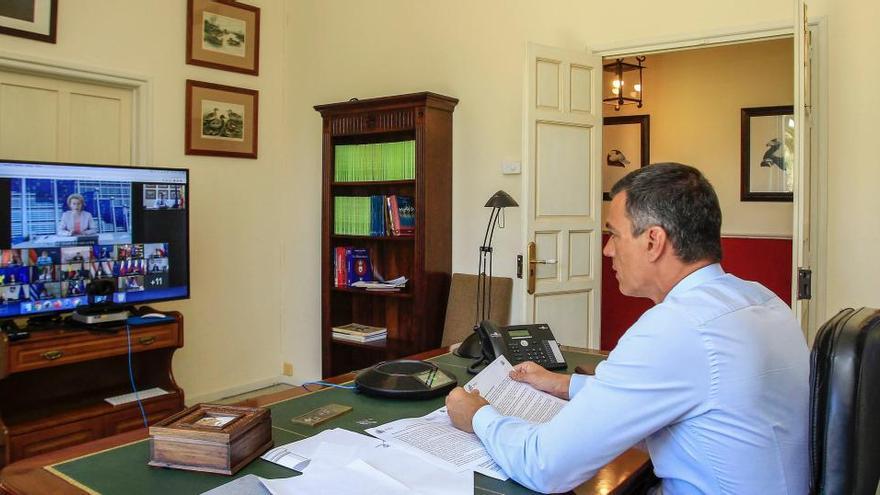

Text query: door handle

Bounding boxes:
[527,242,557,295]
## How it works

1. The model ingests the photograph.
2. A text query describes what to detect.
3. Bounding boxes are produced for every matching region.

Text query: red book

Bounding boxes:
[334,247,348,287]
[386,195,401,236]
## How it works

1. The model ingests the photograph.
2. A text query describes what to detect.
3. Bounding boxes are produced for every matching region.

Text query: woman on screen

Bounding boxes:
[57,194,97,236]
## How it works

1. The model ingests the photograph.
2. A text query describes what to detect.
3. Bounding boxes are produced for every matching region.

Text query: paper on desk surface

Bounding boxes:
[366,355,569,482]
[260,428,472,495]
[261,428,384,471]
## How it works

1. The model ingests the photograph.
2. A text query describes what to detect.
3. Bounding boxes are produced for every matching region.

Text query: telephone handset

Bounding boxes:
[475,320,567,371]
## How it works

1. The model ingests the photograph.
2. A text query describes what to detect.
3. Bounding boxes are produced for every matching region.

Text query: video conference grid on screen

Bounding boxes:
[0,161,189,317]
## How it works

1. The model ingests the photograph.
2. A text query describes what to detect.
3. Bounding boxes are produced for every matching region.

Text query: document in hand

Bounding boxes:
[366,355,568,481]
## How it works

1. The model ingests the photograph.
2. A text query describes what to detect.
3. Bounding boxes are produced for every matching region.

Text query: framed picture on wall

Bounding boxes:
[603,115,650,201]
[740,106,794,202]
[187,0,260,75]
[185,80,259,159]
[0,0,57,43]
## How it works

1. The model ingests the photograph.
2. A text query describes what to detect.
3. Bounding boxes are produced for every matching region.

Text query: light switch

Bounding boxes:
[502,161,522,175]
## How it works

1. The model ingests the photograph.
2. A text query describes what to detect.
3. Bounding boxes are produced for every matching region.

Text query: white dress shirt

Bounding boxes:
[472,264,809,494]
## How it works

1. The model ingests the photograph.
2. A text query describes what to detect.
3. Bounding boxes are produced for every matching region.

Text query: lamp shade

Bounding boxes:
[484,190,518,208]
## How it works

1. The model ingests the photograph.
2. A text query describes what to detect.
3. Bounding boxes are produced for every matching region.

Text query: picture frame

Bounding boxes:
[187,0,260,76]
[0,0,57,43]
[740,106,794,202]
[603,115,650,201]
[185,80,259,159]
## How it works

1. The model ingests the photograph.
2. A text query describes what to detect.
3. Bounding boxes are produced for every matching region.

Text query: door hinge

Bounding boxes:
[797,268,812,300]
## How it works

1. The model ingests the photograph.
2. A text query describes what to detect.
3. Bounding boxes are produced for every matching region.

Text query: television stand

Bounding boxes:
[0,311,185,467]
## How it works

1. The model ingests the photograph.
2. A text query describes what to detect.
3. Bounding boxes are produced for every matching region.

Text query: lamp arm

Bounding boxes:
[480,207,500,249]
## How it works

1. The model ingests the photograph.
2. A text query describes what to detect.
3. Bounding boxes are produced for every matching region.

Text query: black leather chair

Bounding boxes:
[810,307,880,494]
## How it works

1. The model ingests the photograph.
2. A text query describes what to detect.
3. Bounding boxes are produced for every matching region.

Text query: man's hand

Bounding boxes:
[509,361,572,400]
[445,387,489,433]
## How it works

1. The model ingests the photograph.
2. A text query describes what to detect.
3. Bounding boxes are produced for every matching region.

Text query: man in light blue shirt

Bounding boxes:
[446,163,809,494]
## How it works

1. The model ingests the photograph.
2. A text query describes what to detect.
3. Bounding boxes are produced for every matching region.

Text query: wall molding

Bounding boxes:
[0,50,152,166]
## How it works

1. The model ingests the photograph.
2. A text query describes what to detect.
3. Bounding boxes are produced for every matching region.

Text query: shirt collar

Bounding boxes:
[665,263,725,300]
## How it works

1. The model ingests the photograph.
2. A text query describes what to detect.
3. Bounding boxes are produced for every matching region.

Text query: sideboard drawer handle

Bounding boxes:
[138,336,156,346]
[41,350,64,361]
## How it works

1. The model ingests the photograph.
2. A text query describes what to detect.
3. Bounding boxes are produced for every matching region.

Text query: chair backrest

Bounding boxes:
[810,307,880,495]
[441,273,512,347]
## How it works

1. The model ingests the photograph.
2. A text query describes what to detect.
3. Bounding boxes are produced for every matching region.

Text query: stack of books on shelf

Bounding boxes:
[334,141,415,182]
[334,194,414,237]
[351,276,408,292]
[331,323,387,343]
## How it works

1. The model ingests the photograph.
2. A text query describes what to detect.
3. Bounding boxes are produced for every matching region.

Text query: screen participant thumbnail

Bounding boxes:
[11,177,133,249]
[61,246,92,263]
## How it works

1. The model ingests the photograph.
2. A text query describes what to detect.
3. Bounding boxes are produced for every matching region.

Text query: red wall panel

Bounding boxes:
[600,234,792,351]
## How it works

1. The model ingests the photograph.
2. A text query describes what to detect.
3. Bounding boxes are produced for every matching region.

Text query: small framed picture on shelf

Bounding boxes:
[602,115,650,201]
[740,106,795,202]
[185,79,259,159]
[187,0,260,75]
[0,0,57,43]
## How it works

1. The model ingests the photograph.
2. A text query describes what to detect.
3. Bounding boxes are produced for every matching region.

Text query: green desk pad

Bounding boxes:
[51,350,605,495]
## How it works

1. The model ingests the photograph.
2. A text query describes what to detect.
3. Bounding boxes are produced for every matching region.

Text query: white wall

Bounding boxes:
[0,0,289,402]
[283,0,879,380]
[2,0,877,394]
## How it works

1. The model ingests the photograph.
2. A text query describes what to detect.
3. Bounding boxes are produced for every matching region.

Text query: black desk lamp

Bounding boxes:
[455,190,519,358]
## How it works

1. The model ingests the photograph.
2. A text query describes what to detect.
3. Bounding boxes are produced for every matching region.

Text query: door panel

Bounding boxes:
[0,71,132,165]
[524,43,603,349]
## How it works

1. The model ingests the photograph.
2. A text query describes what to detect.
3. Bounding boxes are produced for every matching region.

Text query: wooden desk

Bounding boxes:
[0,347,652,495]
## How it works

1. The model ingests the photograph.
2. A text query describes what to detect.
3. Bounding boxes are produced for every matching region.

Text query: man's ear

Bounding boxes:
[644,226,667,262]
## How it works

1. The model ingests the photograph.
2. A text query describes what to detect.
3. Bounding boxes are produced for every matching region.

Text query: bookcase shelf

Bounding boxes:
[332,180,416,187]
[330,287,412,298]
[331,234,414,242]
[316,92,457,377]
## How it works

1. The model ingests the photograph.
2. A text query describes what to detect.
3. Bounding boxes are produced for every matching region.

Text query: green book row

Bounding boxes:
[334,196,373,236]
[334,141,415,182]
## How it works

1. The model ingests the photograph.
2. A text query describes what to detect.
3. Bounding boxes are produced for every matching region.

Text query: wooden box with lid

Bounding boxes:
[148,403,272,475]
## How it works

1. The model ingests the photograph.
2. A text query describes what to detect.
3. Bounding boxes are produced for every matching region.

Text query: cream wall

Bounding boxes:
[0,0,289,401]
[1,0,876,393]
[284,0,878,380]
[601,39,794,237]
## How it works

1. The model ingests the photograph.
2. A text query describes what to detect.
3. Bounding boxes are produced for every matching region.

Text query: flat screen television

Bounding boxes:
[0,160,189,320]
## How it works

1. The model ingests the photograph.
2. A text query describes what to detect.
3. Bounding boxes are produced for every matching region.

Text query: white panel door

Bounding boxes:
[793,0,812,335]
[523,43,603,349]
[0,71,132,165]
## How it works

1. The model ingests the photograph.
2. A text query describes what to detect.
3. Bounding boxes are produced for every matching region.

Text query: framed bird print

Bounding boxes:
[741,106,794,202]
[603,115,650,201]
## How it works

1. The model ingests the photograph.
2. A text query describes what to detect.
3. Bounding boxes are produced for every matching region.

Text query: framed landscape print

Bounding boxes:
[602,115,650,201]
[185,80,258,159]
[0,0,57,43]
[740,106,794,202]
[187,0,260,75]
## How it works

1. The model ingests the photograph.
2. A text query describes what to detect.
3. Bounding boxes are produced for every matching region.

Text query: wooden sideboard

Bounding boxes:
[0,313,185,467]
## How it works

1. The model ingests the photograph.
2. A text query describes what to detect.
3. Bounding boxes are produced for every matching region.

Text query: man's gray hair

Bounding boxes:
[609,163,722,263]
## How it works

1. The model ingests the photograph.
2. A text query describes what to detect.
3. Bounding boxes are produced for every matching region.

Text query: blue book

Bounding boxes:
[346,248,374,285]
[397,196,415,234]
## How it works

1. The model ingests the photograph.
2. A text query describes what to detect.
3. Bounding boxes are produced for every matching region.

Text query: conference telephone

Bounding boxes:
[475,320,567,371]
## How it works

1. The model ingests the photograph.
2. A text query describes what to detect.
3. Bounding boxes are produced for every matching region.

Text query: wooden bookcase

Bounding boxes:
[0,314,185,466]
[315,92,457,377]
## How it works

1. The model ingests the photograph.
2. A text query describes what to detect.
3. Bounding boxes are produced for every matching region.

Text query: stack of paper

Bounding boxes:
[259,428,472,495]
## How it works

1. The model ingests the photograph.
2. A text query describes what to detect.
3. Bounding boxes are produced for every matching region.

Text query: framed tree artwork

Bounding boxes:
[0,0,57,43]
[602,115,650,201]
[187,0,260,75]
[740,106,794,202]
[185,80,259,159]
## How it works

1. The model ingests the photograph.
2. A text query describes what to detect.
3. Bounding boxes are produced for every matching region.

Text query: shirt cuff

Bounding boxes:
[472,404,502,438]
[568,373,590,398]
